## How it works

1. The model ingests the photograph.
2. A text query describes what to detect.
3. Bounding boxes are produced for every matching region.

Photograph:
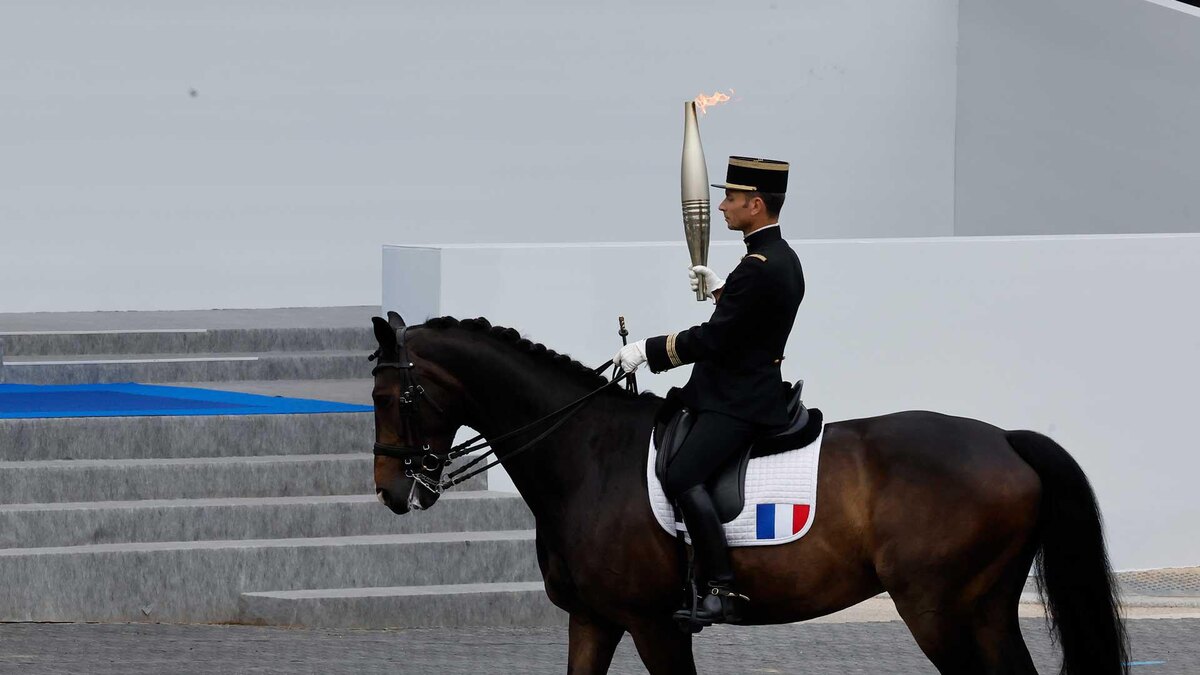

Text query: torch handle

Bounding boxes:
[695,277,707,302]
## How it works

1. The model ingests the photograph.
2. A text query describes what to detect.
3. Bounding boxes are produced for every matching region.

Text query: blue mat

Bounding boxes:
[0,384,373,419]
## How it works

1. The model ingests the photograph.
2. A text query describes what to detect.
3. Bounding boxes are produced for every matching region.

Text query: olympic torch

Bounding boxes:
[681,101,711,301]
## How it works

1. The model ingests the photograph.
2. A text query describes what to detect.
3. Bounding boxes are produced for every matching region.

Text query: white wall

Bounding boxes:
[384,234,1200,571]
[0,0,958,312]
[955,0,1200,236]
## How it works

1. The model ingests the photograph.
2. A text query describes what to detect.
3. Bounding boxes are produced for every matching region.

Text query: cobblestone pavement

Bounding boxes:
[0,619,1196,674]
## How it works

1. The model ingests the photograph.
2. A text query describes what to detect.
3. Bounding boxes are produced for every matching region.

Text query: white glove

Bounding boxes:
[613,339,647,374]
[689,265,725,300]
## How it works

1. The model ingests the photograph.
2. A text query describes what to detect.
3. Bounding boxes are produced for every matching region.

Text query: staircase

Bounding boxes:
[0,323,370,385]
[0,308,560,628]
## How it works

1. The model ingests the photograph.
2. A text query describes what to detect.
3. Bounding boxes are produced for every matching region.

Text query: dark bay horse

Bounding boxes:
[370,313,1128,675]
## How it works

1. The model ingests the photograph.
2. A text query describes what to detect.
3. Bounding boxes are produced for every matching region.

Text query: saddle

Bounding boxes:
[653,381,824,523]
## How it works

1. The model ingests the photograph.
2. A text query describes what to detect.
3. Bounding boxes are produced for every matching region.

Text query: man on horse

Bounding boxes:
[614,156,805,627]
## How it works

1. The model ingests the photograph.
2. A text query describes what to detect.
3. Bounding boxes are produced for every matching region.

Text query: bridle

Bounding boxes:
[370,325,629,495]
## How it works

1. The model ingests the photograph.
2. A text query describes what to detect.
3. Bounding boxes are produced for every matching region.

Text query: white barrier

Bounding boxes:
[383,234,1200,571]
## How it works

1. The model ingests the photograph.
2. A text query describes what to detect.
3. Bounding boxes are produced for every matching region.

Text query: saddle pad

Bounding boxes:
[646,426,824,547]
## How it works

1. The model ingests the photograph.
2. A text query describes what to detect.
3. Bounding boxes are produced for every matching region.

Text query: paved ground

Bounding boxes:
[0,617,1195,674]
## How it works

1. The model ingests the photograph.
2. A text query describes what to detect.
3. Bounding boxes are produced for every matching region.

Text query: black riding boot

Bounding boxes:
[671,485,748,629]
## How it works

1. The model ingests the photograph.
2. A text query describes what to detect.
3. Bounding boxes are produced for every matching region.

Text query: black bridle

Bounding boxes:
[370,325,629,495]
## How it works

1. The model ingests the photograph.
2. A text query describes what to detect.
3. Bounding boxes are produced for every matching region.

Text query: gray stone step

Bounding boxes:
[0,453,490,504]
[0,530,540,623]
[0,413,372,461]
[239,581,563,628]
[1,350,371,384]
[1022,567,1200,600]
[0,307,375,333]
[0,491,528,549]
[0,327,375,357]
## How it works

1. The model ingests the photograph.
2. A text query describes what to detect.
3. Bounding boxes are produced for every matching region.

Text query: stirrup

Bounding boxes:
[672,575,705,634]
[672,584,749,631]
[672,594,708,633]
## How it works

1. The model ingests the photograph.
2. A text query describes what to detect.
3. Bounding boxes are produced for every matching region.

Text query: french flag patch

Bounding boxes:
[755,503,811,540]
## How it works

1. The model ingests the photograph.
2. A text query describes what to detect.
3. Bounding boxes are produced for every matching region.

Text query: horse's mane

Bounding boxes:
[419,316,652,399]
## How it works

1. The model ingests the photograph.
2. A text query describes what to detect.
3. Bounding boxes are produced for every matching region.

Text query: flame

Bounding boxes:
[694,89,735,115]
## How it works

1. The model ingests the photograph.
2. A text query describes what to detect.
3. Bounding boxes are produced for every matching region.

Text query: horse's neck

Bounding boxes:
[465,371,600,485]
[450,348,652,514]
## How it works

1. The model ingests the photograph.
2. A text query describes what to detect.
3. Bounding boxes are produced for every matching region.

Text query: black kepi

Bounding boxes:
[711,156,789,193]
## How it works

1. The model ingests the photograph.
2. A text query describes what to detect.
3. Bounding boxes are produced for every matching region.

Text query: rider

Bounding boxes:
[614,156,805,626]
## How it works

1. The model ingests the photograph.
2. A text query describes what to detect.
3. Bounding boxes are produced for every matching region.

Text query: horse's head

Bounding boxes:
[370,311,465,514]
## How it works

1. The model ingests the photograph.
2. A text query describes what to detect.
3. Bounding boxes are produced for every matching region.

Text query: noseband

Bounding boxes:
[370,326,628,495]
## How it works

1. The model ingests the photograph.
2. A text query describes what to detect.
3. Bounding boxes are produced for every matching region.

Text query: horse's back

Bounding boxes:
[816,411,1042,591]
[826,409,1037,481]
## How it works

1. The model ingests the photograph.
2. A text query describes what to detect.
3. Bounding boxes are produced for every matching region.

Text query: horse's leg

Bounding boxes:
[960,558,1039,675]
[628,618,697,675]
[892,583,1036,674]
[970,592,1038,675]
[890,597,981,674]
[567,610,625,675]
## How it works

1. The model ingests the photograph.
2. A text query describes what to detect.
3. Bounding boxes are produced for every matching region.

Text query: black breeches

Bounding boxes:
[663,411,762,497]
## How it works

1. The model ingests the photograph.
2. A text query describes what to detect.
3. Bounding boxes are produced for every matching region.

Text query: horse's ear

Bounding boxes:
[372,316,398,359]
[387,311,406,331]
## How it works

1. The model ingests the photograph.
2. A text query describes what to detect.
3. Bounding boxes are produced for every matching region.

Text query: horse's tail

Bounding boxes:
[1005,430,1129,675]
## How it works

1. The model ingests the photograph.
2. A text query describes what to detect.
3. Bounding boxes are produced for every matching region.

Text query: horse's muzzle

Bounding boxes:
[376,487,411,515]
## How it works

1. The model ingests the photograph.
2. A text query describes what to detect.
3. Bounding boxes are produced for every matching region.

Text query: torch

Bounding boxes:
[681,101,711,301]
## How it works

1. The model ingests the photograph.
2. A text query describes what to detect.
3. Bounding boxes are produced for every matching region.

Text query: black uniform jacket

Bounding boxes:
[645,226,805,427]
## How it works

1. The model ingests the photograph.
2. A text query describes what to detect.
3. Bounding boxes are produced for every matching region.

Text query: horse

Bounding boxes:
[369,312,1128,675]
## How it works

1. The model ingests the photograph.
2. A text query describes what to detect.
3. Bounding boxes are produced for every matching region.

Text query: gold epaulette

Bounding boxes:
[742,253,767,263]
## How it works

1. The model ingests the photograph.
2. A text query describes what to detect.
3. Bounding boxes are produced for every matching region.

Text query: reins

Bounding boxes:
[370,325,630,495]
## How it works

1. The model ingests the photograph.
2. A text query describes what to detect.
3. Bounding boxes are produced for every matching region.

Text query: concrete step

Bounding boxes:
[0,491,529,549]
[0,307,375,333]
[0,412,372,461]
[1023,567,1200,600]
[0,530,540,623]
[0,327,375,357]
[0,453,484,504]
[2,350,372,384]
[239,581,563,628]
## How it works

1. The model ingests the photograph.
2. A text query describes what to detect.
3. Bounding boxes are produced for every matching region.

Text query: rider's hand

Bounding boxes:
[613,339,648,374]
[689,265,725,300]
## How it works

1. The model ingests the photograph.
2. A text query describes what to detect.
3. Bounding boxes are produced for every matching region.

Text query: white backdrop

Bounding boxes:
[0,0,958,313]
[384,234,1200,571]
[955,0,1200,236]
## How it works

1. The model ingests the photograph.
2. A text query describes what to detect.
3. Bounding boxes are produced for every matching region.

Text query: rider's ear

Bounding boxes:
[387,311,407,331]
[372,317,399,359]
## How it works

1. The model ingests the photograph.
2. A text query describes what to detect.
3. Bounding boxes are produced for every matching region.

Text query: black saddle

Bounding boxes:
[653,381,824,523]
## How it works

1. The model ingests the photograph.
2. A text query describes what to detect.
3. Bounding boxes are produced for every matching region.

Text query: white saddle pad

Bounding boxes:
[646,426,824,547]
